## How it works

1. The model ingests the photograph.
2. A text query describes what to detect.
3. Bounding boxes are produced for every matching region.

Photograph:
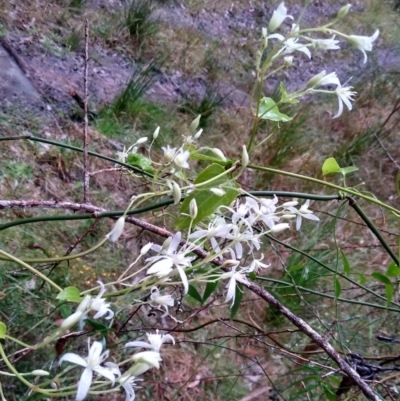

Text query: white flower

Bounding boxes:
[162,145,177,163]
[150,286,174,317]
[333,84,357,119]
[246,254,271,273]
[125,330,175,353]
[59,340,116,401]
[90,281,114,320]
[146,232,195,294]
[254,197,280,228]
[286,199,319,230]
[268,2,293,32]
[224,224,261,259]
[284,38,311,58]
[173,149,190,169]
[104,363,139,401]
[295,199,320,230]
[220,262,248,307]
[312,36,340,50]
[306,71,340,89]
[106,217,125,242]
[119,374,138,401]
[348,30,379,63]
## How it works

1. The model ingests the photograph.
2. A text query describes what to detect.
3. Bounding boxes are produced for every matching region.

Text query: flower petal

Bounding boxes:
[93,365,117,385]
[76,368,93,401]
[59,353,87,368]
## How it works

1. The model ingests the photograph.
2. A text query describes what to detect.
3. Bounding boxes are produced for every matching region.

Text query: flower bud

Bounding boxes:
[189,198,198,220]
[306,70,326,89]
[189,115,201,133]
[140,242,153,256]
[194,128,203,139]
[281,200,298,207]
[281,214,296,219]
[153,126,160,139]
[283,56,293,67]
[210,188,225,197]
[169,180,182,205]
[61,311,83,329]
[106,216,125,242]
[136,137,148,144]
[31,369,50,376]
[131,351,162,369]
[241,145,249,168]
[211,148,227,161]
[337,4,351,19]
[270,223,290,233]
[268,2,293,33]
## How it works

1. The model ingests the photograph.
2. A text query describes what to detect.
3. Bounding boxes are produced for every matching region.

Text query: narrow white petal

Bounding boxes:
[76,368,93,401]
[59,353,87,367]
[225,276,237,306]
[88,341,103,359]
[177,266,189,295]
[125,341,153,349]
[94,366,117,385]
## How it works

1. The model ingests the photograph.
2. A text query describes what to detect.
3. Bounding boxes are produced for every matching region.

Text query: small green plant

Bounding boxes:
[179,85,227,128]
[121,0,159,45]
[62,27,83,51]
[106,60,159,117]
[69,0,86,11]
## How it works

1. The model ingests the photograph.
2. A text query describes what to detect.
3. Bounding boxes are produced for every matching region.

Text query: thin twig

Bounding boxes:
[83,20,90,204]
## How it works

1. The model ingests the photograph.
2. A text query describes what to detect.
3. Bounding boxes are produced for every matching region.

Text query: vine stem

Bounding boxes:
[248,164,400,216]
[83,19,90,204]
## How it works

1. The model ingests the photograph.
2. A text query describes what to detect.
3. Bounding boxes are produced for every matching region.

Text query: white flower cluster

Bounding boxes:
[141,196,319,308]
[59,331,174,401]
[261,2,379,118]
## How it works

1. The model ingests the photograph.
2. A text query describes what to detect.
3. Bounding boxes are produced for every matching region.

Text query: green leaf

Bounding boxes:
[385,282,393,309]
[340,250,351,275]
[334,277,341,298]
[202,280,219,304]
[258,97,292,122]
[371,273,393,308]
[340,166,358,176]
[288,264,304,273]
[188,285,203,304]
[127,153,154,174]
[177,164,239,230]
[56,287,81,302]
[0,322,6,339]
[230,283,243,320]
[386,262,400,277]
[58,303,73,319]
[322,157,341,175]
[359,274,366,285]
[279,83,299,104]
[321,383,337,401]
[371,272,391,285]
[85,318,111,334]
